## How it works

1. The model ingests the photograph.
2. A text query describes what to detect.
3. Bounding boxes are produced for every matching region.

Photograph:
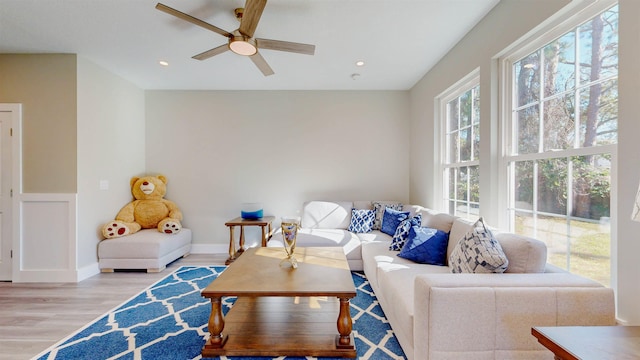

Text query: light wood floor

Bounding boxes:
[0,254,227,360]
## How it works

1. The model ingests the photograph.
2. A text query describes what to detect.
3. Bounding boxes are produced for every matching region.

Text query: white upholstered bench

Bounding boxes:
[98,228,192,272]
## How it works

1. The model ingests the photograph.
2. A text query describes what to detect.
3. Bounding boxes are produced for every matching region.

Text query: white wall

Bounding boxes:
[77,57,145,270]
[409,0,570,225]
[145,90,410,248]
[0,54,78,192]
[410,0,640,325]
[616,0,640,326]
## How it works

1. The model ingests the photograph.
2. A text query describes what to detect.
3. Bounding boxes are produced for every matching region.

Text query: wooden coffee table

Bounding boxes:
[532,326,640,359]
[201,247,357,358]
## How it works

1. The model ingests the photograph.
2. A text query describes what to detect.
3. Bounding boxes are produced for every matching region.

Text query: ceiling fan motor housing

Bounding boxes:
[229,30,257,56]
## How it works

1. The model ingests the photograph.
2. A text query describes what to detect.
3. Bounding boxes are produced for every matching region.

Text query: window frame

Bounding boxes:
[438,70,481,220]
[499,0,618,283]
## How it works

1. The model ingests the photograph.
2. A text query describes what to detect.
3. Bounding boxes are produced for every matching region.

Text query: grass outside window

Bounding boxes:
[515,215,610,286]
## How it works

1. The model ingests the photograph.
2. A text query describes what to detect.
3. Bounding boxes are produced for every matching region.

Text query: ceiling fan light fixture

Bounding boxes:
[156,2,315,76]
[229,32,257,56]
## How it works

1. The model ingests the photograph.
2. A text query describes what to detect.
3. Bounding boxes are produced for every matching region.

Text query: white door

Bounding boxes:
[0,104,17,281]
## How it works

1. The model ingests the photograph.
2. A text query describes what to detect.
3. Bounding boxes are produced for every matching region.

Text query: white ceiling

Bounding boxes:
[0,0,499,90]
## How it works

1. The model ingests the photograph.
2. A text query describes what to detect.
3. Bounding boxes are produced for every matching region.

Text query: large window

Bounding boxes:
[442,80,480,220]
[506,5,618,285]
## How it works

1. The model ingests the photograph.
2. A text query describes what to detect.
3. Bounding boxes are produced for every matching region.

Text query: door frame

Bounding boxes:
[0,104,22,281]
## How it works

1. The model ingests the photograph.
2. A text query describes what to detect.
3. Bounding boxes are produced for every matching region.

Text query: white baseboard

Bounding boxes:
[78,262,100,282]
[14,270,78,283]
[14,262,101,282]
[190,243,227,254]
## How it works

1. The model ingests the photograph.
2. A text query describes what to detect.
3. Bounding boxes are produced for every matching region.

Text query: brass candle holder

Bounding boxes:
[279,216,300,268]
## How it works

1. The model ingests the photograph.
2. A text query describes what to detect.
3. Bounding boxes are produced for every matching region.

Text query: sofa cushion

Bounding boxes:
[362,240,451,292]
[449,218,548,273]
[268,228,361,261]
[98,228,192,272]
[301,201,353,229]
[373,252,451,352]
[449,217,509,273]
[398,226,449,265]
[495,232,548,273]
[418,208,457,233]
[390,213,422,251]
[347,208,376,233]
[357,230,393,244]
[353,200,373,210]
[403,204,423,218]
[98,228,192,259]
[381,207,410,236]
[372,201,403,230]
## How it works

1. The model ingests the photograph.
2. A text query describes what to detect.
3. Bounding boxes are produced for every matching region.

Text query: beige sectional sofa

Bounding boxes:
[267,200,616,360]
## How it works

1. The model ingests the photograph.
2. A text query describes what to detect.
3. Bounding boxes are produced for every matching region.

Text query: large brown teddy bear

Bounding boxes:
[102,175,183,239]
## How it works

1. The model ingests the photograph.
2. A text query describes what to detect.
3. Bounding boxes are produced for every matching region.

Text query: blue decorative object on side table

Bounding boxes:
[241,202,263,219]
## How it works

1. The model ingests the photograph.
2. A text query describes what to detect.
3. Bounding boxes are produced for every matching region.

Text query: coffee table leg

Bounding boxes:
[204,297,227,349]
[336,297,354,349]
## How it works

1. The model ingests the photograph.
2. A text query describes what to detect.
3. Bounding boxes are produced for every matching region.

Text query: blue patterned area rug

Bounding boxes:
[35,266,406,360]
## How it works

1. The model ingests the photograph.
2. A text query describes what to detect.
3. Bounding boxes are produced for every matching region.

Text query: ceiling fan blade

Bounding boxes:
[249,52,274,76]
[256,38,315,55]
[239,0,267,38]
[192,44,229,60]
[156,3,231,38]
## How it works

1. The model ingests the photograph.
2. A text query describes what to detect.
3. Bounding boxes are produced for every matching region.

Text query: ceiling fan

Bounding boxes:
[155,0,316,76]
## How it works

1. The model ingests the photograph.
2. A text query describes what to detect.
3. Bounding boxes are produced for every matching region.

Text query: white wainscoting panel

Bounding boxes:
[13,193,77,282]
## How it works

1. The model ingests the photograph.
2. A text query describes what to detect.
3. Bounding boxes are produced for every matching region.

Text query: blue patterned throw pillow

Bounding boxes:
[390,213,422,251]
[381,208,410,236]
[398,225,449,265]
[449,217,509,273]
[347,208,376,233]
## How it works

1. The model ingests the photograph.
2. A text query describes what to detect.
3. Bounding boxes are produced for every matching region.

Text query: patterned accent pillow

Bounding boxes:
[449,217,509,273]
[390,213,422,251]
[381,208,410,236]
[398,225,449,265]
[372,202,403,230]
[347,208,376,233]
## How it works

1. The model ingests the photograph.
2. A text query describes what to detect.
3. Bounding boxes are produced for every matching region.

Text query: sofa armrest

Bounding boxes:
[413,273,615,359]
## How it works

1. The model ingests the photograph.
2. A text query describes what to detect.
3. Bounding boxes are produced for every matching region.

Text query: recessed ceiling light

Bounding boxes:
[159,60,169,66]
[355,60,365,67]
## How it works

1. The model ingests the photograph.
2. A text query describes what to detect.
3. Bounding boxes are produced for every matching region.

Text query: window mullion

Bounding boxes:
[575,27,581,149]
[457,97,462,163]
[539,50,545,153]
[566,157,573,270]
[533,161,539,239]
[466,166,471,214]
[472,87,477,161]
